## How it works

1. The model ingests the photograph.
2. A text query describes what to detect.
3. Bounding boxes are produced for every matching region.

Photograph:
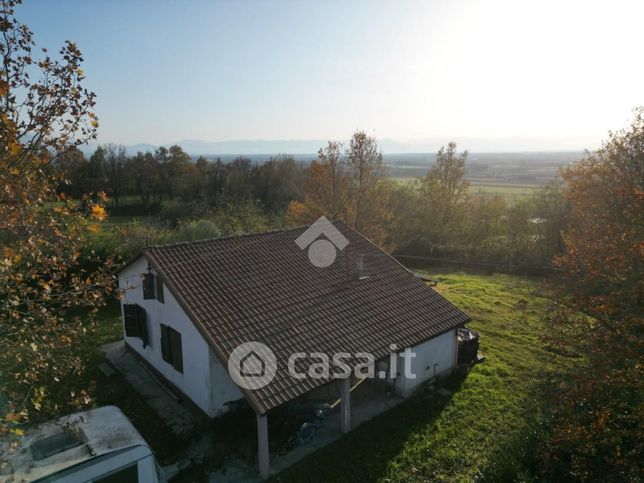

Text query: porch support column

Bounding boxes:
[340,377,351,434]
[452,328,459,370]
[257,413,269,479]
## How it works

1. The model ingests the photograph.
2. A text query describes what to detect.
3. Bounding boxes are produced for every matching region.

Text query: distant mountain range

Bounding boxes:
[80,137,592,160]
[81,138,431,157]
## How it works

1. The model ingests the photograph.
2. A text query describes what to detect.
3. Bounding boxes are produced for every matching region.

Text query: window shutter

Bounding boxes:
[160,325,171,363]
[123,304,139,337]
[156,276,165,303]
[136,305,149,347]
[160,324,183,373]
[142,273,155,299]
[170,330,183,373]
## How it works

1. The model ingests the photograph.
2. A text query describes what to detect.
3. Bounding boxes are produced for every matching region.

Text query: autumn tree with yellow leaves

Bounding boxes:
[288,132,392,245]
[1,0,113,433]
[541,109,643,480]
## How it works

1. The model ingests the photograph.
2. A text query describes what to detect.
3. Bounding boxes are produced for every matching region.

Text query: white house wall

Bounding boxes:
[396,329,457,396]
[118,256,241,417]
[209,349,243,414]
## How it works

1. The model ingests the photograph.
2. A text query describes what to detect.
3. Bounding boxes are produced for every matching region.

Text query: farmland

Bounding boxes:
[386,150,574,203]
[393,176,539,200]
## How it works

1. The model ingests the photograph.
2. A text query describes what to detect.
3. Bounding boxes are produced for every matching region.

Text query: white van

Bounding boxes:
[0,406,166,482]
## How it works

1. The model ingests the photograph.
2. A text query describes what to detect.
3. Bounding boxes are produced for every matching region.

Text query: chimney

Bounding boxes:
[357,254,369,280]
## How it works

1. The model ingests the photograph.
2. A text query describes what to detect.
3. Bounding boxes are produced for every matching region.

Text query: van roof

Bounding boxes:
[0,406,151,481]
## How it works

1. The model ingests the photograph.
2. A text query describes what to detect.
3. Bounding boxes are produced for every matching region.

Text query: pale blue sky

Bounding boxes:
[18,0,644,150]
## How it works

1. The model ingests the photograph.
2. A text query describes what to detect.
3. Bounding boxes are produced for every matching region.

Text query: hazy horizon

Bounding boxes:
[81,138,589,158]
[20,0,644,151]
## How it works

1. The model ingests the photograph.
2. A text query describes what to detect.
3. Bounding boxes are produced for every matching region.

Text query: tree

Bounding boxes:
[166,144,195,199]
[288,141,349,222]
[194,156,209,201]
[415,142,469,253]
[530,181,569,264]
[424,142,469,224]
[542,109,643,480]
[85,145,107,197]
[225,157,254,201]
[0,0,113,433]
[252,155,304,213]
[205,157,227,204]
[126,151,160,205]
[462,194,506,261]
[55,146,87,198]
[103,144,126,206]
[288,133,392,245]
[346,131,389,233]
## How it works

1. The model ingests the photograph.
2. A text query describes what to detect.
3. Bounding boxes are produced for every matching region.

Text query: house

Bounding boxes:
[117,220,470,478]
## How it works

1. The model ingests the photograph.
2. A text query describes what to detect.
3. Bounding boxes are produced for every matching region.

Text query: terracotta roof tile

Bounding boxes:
[142,221,469,414]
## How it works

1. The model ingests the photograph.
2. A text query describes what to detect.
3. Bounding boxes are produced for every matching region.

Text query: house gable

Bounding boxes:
[117,255,242,416]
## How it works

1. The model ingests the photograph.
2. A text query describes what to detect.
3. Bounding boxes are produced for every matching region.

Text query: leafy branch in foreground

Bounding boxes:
[0,0,113,433]
[542,108,643,481]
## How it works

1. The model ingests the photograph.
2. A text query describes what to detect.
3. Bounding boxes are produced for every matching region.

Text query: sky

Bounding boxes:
[18,0,644,152]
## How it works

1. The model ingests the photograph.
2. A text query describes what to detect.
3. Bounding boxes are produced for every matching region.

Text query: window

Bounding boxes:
[123,304,149,347]
[30,430,86,461]
[142,272,164,304]
[93,463,138,483]
[142,273,155,300]
[160,324,183,373]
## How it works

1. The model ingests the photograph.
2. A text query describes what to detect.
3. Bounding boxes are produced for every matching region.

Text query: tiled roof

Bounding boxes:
[142,221,470,414]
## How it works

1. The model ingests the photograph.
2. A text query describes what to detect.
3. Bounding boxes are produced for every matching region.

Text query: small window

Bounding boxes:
[161,324,183,373]
[94,463,139,483]
[142,272,164,304]
[30,429,86,460]
[123,304,149,347]
[142,273,155,299]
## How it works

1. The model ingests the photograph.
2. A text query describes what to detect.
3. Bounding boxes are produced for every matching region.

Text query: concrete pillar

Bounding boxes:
[257,413,269,479]
[452,328,459,369]
[340,377,351,434]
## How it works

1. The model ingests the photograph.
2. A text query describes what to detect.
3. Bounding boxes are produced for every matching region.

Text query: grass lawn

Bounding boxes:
[274,272,557,482]
[54,302,187,465]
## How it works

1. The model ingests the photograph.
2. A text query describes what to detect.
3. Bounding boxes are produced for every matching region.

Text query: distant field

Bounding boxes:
[392,176,418,185]
[392,176,538,202]
[468,183,537,198]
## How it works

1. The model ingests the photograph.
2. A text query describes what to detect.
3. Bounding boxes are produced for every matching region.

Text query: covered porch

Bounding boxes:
[215,376,405,481]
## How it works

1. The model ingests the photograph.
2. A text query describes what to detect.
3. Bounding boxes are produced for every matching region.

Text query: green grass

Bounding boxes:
[274,272,557,482]
[102,215,140,227]
[54,301,186,465]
